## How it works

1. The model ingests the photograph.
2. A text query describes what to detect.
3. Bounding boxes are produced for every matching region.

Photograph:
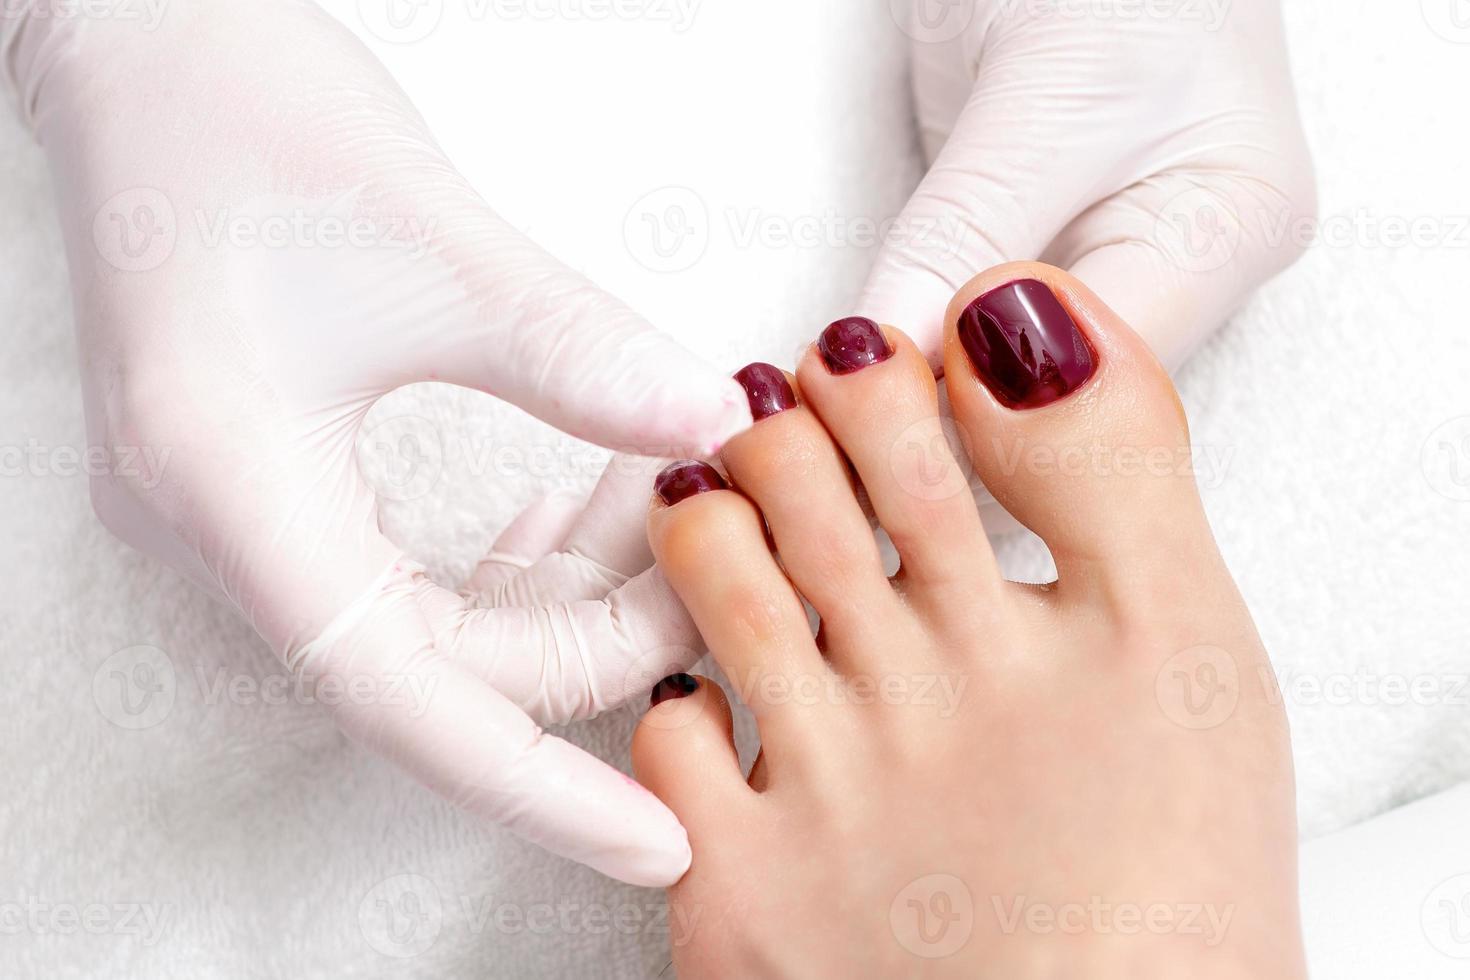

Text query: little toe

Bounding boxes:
[631,673,751,857]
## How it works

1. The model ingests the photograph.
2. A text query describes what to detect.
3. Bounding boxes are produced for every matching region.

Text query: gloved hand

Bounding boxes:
[867,0,1317,370]
[2,0,750,885]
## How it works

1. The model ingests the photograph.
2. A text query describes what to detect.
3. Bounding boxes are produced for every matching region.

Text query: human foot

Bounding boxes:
[633,262,1304,979]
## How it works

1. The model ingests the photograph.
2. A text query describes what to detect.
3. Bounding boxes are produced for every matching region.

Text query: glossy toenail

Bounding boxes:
[817,316,893,375]
[650,673,699,706]
[734,362,797,421]
[958,279,1096,409]
[655,461,727,505]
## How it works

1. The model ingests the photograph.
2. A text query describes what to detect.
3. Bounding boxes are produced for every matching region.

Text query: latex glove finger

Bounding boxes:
[420,565,701,725]
[293,564,692,887]
[863,2,1314,369]
[459,245,752,456]
[465,490,587,596]
[857,30,1099,367]
[465,454,664,610]
[373,207,753,457]
[1049,172,1316,371]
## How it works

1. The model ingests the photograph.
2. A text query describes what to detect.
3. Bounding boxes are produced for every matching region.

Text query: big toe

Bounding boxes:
[942,262,1223,606]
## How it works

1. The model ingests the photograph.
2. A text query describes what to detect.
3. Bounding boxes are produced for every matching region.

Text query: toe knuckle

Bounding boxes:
[810,524,879,578]
[655,493,760,579]
[722,584,798,647]
[737,421,826,487]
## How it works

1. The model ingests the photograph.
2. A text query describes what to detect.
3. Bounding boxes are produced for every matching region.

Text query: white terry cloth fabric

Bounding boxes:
[0,0,1466,976]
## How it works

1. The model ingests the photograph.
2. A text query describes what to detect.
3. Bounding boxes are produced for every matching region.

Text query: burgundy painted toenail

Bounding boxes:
[957,279,1096,409]
[817,316,893,375]
[734,362,797,421]
[650,673,699,706]
[655,460,727,506]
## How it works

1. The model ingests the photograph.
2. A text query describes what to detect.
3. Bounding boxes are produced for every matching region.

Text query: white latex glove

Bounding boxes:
[868,0,1317,370]
[2,0,750,886]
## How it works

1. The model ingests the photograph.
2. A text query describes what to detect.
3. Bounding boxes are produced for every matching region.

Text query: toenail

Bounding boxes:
[817,316,894,375]
[957,279,1096,409]
[650,673,699,706]
[655,461,727,506]
[734,362,798,421]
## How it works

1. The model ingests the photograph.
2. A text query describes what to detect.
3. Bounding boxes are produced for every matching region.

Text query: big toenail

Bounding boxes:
[734,362,798,421]
[817,316,894,375]
[655,461,728,505]
[957,279,1096,409]
[650,673,700,706]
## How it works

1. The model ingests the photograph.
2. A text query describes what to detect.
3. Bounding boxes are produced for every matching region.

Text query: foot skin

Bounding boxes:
[633,263,1305,980]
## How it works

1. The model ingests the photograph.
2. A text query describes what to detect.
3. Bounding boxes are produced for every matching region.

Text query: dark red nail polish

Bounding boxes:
[817,316,893,375]
[734,362,797,421]
[655,461,726,505]
[957,279,1096,409]
[650,673,699,706]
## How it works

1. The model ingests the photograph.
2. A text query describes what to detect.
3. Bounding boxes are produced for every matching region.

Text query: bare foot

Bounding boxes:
[633,262,1305,979]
